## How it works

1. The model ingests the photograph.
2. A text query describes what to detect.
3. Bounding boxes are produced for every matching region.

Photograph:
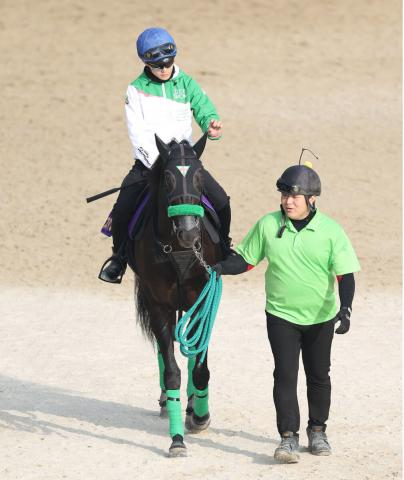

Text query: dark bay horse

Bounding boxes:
[126,133,223,457]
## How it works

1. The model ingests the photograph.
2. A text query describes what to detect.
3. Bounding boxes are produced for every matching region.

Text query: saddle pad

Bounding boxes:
[100,191,151,238]
[101,213,113,237]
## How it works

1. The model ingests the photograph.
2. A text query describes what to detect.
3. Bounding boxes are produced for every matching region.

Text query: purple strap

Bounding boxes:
[202,194,215,212]
[101,212,113,237]
[128,192,151,238]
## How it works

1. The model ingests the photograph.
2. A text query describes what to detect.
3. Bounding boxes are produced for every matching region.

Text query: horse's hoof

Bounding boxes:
[186,412,211,433]
[168,435,187,457]
[160,406,168,418]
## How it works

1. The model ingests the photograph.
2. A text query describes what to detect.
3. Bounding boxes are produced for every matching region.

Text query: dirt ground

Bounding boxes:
[0,0,401,479]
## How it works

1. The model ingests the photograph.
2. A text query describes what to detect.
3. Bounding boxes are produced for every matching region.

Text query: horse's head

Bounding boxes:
[155,133,208,249]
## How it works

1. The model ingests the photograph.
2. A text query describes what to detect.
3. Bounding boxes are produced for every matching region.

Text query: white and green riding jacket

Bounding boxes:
[125,65,220,167]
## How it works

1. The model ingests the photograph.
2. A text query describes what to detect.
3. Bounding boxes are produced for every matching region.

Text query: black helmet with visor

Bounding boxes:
[276,164,321,196]
[276,149,321,238]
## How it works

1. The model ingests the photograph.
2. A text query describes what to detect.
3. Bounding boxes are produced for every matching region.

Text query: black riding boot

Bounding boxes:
[98,227,128,284]
[98,248,127,284]
[216,202,233,257]
[98,160,149,284]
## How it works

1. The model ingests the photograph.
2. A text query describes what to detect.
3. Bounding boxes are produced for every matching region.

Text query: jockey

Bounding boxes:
[99,27,232,283]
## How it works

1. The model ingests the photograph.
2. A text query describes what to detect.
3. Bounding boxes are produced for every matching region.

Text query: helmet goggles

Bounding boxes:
[276,182,302,195]
[143,42,176,61]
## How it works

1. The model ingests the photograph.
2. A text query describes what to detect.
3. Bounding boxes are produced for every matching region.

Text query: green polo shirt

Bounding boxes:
[235,210,361,325]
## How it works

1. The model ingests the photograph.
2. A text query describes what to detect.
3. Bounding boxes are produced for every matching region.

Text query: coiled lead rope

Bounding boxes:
[174,245,222,364]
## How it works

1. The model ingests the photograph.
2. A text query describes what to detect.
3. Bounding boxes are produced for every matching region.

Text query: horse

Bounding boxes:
[126,133,223,457]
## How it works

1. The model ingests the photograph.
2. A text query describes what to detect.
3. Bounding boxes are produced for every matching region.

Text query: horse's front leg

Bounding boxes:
[186,350,211,433]
[157,348,168,418]
[184,355,196,424]
[157,324,191,418]
[152,309,187,457]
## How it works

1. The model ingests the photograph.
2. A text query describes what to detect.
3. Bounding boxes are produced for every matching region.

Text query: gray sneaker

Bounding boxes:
[274,431,300,463]
[306,426,332,456]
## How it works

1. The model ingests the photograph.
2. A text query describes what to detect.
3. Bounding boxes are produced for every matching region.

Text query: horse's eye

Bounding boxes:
[193,168,203,192]
[164,171,176,193]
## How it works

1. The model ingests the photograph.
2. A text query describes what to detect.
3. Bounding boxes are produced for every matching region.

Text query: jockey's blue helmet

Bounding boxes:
[136,28,177,63]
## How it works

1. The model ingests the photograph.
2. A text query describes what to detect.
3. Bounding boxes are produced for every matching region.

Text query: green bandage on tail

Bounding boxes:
[187,356,196,398]
[166,389,184,438]
[194,387,209,417]
[157,350,165,390]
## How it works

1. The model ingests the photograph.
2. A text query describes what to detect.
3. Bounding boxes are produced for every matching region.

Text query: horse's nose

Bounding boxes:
[177,228,199,248]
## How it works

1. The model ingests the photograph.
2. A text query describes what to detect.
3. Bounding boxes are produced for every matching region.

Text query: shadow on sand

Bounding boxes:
[0,375,276,462]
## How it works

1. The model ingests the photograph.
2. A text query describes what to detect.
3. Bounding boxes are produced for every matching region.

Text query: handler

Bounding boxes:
[213,160,360,463]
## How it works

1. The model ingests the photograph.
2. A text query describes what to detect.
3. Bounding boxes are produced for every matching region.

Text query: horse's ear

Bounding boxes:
[155,134,170,161]
[193,132,208,159]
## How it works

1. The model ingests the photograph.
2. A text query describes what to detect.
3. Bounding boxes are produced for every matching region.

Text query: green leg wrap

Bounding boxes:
[157,349,165,391]
[187,356,196,399]
[194,387,209,417]
[166,389,184,438]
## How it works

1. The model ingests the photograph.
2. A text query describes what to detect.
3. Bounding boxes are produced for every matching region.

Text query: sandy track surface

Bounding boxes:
[0,0,401,478]
[0,281,401,479]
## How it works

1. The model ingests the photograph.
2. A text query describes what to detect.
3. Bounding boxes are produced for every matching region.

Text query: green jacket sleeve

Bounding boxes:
[188,77,220,138]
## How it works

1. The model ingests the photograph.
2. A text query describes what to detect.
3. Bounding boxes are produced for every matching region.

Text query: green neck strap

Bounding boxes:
[167,204,204,217]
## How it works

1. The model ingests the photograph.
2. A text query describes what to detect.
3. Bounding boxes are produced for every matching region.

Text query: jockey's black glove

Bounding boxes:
[334,307,351,334]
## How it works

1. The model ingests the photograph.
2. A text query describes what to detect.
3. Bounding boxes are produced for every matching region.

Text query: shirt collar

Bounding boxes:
[285,209,322,232]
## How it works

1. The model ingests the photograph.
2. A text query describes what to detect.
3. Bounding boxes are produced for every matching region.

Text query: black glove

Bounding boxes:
[334,307,351,334]
[211,262,223,278]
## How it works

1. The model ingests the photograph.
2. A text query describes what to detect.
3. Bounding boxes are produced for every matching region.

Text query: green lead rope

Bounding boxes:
[175,270,222,364]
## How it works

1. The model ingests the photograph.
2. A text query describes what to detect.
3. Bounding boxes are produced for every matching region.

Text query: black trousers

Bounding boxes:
[266,312,334,435]
[111,160,230,252]
[111,161,149,252]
